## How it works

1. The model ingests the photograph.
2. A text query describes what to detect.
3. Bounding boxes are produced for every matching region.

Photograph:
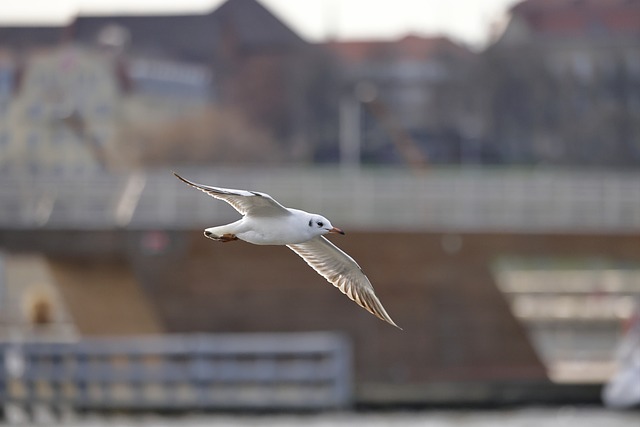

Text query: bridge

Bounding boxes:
[1,167,639,409]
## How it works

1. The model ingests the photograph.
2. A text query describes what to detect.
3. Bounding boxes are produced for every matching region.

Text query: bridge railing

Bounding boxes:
[0,167,639,232]
[0,333,352,413]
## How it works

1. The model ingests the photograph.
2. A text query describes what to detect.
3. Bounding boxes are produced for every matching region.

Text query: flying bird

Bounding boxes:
[173,172,400,329]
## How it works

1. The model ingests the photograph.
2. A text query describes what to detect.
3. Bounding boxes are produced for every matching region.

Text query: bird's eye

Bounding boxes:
[317,221,324,227]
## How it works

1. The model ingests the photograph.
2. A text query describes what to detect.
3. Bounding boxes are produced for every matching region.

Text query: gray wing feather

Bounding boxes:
[174,172,290,217]
[287,236,401,329]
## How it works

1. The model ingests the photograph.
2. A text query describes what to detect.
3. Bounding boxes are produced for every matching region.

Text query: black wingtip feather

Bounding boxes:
[173,171,188,184]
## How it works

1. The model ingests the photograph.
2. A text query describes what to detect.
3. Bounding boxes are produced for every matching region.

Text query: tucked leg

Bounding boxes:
[204,230,238,242]
[219,233,238,242]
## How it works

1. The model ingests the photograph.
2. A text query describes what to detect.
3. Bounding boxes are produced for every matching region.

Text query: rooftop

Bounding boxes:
[325,35,474,65]
[509,0,640,38]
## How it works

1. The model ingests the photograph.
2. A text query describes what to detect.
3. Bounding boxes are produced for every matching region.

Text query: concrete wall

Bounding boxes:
[3,228,640,400]
[48,257,164,336]
[132,231,550,388]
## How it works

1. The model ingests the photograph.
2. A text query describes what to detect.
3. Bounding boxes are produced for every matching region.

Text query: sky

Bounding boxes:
[0,0,522,48]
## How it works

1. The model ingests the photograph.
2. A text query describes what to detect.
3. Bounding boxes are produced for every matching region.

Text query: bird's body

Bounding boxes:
[206,208,320,245]
[173,172,400,329]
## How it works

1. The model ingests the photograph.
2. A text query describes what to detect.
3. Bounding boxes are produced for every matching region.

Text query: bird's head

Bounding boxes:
[307,215,345,236]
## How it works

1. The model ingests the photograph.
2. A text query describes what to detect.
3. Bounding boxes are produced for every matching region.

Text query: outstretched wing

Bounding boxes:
[287,236,401,329]
[174,172,290,217]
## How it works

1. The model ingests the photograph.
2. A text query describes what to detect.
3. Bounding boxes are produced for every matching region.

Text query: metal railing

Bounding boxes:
[0,333,352,412]
[0,167,639,232]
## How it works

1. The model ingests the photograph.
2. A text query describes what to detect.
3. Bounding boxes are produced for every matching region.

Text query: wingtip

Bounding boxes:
[384,317,403,330]
[371,306,402,330]
[371,302,402,330]
[173,171,189,185]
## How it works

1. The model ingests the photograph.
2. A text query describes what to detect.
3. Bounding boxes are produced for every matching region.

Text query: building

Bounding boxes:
[0,26,66,50]
[480,0,640,166]
[0,0,331,165]
[0,49,15,119]
[497,0,640,79]
[0,47,126,174]
[124,57,214,121]
[325,35,478,164]
[68,0,322,158]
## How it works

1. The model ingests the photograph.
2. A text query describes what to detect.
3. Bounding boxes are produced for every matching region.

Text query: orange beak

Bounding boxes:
[329,227,345,235]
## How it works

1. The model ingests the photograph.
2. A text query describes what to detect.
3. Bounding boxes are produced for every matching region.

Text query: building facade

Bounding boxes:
[0,47,124,174]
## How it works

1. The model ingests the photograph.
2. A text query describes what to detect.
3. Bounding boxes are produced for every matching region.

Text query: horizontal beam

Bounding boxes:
[0,167,639,233]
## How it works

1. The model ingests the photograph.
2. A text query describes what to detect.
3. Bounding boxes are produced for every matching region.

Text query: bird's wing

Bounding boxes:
[287,236,401,329]
[174,172,290,217]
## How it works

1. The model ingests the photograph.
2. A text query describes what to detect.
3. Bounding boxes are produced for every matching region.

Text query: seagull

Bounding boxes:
[173,172,400,329]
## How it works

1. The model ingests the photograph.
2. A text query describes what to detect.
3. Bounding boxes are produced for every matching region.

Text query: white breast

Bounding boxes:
[236,214,315,245]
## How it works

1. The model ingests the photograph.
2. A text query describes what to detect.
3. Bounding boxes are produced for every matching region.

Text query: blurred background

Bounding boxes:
[0,0,639,424]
